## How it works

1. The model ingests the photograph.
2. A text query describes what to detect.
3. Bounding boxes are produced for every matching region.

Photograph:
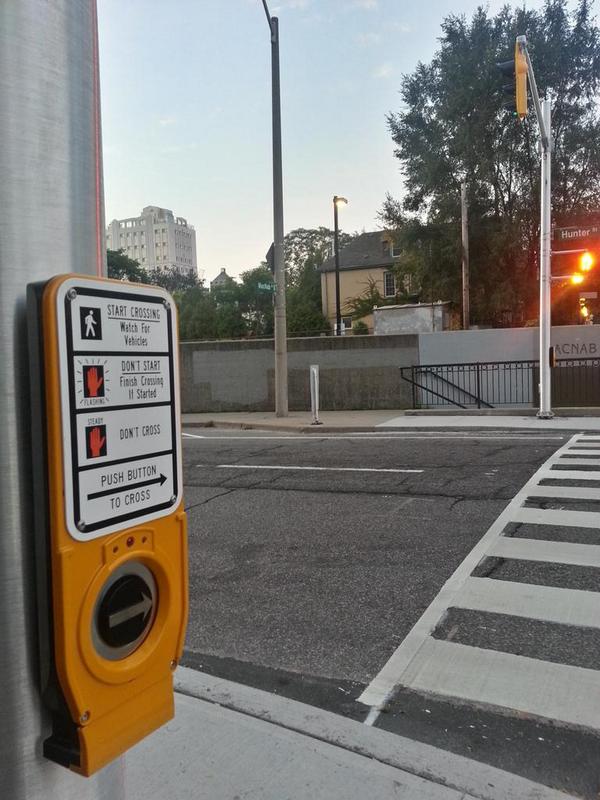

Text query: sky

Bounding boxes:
[98,0,548,281]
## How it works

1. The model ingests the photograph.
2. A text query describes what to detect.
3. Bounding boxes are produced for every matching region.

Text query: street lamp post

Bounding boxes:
[333,195,347,335]
[261,0,288,416]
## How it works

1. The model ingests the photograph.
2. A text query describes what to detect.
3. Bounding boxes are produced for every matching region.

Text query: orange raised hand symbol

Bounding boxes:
[86,367,104,397]
[88,426,106,458]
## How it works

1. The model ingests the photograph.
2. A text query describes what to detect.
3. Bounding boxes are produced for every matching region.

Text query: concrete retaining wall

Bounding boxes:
[180,325,600,413]
[180,335,419,412]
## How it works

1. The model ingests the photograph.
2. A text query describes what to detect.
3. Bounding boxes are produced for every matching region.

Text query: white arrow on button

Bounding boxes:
[108,592,152,629]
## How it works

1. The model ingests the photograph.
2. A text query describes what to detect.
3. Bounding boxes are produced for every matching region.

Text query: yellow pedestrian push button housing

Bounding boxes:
[27,274,188,776]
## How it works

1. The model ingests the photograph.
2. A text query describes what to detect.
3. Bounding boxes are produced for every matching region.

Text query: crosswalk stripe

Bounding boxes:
[555,457,600,465]
[511,506,600,528]
[402,638,600,731]
[528,483,600,500]
[488,536,600,567]
[564,448,600,454]
[454,576,600,628]
[537,468,600,480]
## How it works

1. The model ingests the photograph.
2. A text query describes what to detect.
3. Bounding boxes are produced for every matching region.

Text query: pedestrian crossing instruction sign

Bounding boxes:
[49,276,182,540]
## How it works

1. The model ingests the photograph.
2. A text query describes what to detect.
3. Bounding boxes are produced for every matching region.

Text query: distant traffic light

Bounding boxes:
[579,297,589,319]
[580,251,595,271]
[497,39,529,118]
[515,40,528,118]
[497,59,517,115]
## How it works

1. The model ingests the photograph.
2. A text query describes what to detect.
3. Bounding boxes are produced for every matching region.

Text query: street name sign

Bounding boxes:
[55,276,182,539]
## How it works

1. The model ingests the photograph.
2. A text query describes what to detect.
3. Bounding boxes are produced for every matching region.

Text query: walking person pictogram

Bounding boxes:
[85,310,97,337]
[80,306,103,340]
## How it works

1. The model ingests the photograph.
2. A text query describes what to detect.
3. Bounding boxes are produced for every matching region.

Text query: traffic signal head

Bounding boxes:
[515,40,528,119]
[580,251,595,271]
[496,59,517,115]
[579,297,589,318]
[571,273,585,285]
[496,38,528,119]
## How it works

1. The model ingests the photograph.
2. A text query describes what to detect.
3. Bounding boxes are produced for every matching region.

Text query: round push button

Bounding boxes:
[92,561,157,660]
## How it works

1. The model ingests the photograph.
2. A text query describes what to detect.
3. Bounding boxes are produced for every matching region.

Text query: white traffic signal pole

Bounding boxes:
[538,98,553,418]
[0,1,123,796]
[517,36,553,418]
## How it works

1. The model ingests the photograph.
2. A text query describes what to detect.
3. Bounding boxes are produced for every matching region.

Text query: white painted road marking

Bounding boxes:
[183,432,565,441]
[402,638,600,732]
[359,433,600,732]
[454,577,600,629]
[195,463,424,474]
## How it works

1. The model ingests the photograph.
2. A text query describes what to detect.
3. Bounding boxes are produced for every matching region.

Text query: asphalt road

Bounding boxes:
[179,428,600,797]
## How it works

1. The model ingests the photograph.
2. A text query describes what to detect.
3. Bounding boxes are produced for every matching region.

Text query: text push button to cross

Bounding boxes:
[93,562,157,660]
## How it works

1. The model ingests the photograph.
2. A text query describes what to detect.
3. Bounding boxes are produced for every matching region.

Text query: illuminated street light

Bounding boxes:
[333,195,348,335]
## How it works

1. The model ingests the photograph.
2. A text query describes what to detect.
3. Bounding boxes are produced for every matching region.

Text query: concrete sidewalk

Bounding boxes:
[182,408,600,432]
[125,668,575,800]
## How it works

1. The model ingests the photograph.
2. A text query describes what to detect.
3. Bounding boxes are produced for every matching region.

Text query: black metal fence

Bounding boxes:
[401,357,600,409]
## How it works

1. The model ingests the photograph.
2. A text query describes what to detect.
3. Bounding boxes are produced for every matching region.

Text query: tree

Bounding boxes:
[176,286,218,340]
[284,227,354,287]
[147,266,201,293]
[286,253,329,336]
[107,249,148,282]
[238,266,274,337]
[384,1,600,326]
[345,278,398,322]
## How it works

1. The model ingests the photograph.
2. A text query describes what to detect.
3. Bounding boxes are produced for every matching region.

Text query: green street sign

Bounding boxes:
[257,282,275,292]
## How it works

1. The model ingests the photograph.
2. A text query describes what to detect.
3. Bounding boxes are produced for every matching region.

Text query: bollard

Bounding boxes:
[310,365,323,425]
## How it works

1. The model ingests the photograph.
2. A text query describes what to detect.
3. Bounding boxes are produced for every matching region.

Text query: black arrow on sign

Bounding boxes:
[87,474,167,500]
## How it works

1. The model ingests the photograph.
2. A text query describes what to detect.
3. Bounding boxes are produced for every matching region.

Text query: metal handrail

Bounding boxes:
[401,356,600,410]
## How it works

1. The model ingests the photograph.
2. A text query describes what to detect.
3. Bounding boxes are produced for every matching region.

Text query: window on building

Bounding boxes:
[384,271,396,298]
[392,245,402,257]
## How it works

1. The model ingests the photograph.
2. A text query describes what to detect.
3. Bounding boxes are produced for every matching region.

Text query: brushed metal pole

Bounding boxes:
[0,1,123,796]
[537,99,553,418]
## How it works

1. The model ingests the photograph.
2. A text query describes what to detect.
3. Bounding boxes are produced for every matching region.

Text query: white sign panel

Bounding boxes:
[56,277,182,540]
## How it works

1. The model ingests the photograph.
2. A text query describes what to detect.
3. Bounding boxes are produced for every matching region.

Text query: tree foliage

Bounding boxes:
[107,249,148,282]
[284,227,354,287]
[384,0,600,326]
[286,252,329,336]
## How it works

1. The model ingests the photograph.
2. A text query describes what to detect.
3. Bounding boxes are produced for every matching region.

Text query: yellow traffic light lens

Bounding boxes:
[580,251,594,271]
[571,273,585,285]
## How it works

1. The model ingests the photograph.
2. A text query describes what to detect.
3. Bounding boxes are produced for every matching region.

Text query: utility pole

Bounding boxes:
[262,1,288,416]
[461,181,470,330]
[0,1,123,797]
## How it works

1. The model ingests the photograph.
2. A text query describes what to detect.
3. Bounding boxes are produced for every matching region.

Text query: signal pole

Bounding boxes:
[538,97,553,418]
[513,36,553,418]
[0,1,123,797]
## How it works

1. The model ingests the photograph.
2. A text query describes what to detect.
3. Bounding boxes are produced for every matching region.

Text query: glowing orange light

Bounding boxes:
[580,251,595,271]
[571,273,585,285]
[581,305,590,318]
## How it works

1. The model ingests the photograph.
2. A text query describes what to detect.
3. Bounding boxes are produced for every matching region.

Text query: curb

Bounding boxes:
[182,419,389,434]
[174,667,575,800]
